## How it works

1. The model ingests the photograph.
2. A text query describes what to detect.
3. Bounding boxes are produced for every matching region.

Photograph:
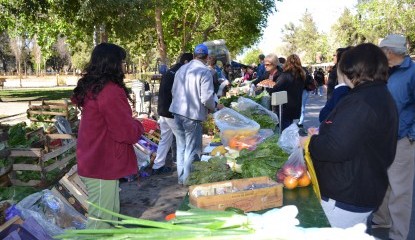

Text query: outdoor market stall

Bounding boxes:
[0,92,375,239]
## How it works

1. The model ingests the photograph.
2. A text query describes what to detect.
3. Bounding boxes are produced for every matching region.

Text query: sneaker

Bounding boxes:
[152,166,172,175]
[371,221,391,229]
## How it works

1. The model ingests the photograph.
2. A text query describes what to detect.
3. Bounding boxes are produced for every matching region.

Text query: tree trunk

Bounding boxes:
[155,7,167,65]
[100,25,108,43]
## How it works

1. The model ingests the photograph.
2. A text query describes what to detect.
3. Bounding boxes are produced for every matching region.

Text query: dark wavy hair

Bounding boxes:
[338,43,389,87]
[72,43,130,108]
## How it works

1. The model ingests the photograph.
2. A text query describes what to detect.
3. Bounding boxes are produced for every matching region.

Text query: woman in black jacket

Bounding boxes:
[267,54,305,130]
[301,43,398,228]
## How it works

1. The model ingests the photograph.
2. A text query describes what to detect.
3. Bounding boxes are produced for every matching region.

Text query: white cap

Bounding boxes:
[379,34,407,53]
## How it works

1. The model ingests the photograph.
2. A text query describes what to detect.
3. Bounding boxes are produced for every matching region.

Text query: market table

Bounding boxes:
[179,185,330,228]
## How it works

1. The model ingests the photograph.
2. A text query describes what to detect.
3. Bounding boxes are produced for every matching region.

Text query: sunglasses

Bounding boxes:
[265,63,273,66]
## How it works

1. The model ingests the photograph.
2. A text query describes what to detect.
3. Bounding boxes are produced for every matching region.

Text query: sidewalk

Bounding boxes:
[0,102,31,125]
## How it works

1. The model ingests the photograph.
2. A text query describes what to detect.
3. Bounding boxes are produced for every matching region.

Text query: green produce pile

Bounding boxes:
[7,122,41,147]
[0,186,39,202]
[186,157,234,185]
[236,134,288,179]
[218,95,239,108]
[237,110,275,130]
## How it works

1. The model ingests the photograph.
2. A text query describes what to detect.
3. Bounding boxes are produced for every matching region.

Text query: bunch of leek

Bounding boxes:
[56,202,254,240]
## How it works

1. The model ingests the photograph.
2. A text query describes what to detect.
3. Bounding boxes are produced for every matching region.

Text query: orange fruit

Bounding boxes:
[284,176,298,189]
[298,173,311,187]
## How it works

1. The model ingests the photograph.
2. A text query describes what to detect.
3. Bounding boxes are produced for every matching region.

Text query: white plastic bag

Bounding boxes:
[278,123,300,154]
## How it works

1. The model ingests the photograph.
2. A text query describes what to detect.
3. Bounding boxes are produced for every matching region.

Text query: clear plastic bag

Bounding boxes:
[233,97,279,124]
[276,147,307,182]
[213,108,260,146]
[278,123,300,154]
[16,189,87,236]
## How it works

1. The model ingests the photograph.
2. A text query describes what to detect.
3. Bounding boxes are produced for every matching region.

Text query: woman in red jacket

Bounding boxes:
[72,43,144,229]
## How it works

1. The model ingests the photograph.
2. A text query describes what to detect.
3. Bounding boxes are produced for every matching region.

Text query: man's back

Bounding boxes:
[169,59,215,121]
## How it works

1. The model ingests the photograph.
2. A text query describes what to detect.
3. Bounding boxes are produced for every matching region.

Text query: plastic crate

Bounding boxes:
[139,118,159,133]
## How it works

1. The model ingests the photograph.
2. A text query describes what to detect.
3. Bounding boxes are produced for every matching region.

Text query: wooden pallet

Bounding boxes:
[0,125,11,186]
[27,99,78,124]
[8,134,76,187]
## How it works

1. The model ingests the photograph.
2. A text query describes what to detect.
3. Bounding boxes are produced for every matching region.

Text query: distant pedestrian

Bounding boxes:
[256,54,266,80]
[314,68,325,97]
[326,47,351,100]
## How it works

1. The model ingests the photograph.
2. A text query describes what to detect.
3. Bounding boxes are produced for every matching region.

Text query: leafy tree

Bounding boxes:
[242,49,263,66]
[158,0,276,60]
[281,11,325,64]
[331,8,363,49]
[356,0,415,53]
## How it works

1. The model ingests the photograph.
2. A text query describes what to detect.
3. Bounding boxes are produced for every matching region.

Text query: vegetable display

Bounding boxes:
[57,202,254,239]
[236,134,288,179]
[186,157,234,186]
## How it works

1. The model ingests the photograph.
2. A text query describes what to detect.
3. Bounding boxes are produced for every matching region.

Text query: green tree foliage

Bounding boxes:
[242,49,263,66]
[281,11,324,64]
[356,0,415,53]
[331,8,363,48]
[159,0,276,58]
[330,0,415,54]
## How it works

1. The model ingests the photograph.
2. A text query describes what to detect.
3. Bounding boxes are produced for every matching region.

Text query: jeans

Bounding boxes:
[153,116,177,169]
[317,85,324,96]
[298,90,310,125]
[171,114,203,184]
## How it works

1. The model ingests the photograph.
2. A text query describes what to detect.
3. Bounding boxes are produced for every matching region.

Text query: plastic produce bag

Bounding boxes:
[276,147,307,183]
[233,97,279,124]
[213,108,260,146]
[278,123,300,154]
[16,189,86,236]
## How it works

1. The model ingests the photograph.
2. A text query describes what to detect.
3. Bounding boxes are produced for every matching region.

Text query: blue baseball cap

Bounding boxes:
[194,44,209,55]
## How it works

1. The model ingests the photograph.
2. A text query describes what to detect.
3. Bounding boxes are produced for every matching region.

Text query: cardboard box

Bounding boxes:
[189,176,283,212]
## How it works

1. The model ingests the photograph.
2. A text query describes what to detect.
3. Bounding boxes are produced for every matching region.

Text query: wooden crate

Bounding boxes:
[27,99,78,124]
[0,125,11,186]
[189,176,283,213]
[51,165,88,216]
[8,134,76,187]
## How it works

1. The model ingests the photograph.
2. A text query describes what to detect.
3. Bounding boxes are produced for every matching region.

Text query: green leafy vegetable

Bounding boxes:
[186,157,233,185]
[236,134,288,179]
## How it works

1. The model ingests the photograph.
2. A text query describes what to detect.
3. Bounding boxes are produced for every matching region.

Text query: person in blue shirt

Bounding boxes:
[256,54,266,80]
[372,34,415,240]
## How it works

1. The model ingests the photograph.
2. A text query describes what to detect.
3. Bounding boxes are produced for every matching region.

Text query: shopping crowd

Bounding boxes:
[71,33,414,240]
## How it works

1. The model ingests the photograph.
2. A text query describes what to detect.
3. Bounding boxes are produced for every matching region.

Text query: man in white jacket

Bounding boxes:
[169,43,216,185]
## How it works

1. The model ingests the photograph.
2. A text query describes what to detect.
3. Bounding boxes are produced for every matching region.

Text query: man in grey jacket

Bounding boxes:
[169,43,216,185]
